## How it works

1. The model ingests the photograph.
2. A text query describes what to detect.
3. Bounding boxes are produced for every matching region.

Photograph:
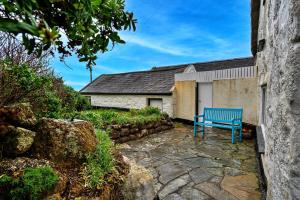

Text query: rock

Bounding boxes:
[220,173,261,200]
[121,156,155,200]
[129,134,137,140]
[141,129,148,136]
[33,118,97,163]
[158,174,190,199]
[157,162,187,184]
[44,194,64,200]
[119,136,130,143]
[2,126,36,156]
[0,122,15,137]
[0,157,67,199]
[0,157,52,175]
[0,103,37,128]
[189,168,214,184]
[194,182,238,200]
[180,186,211,200]
[110,131,120,139]
[121,128,130,136]
[163,193,183,200]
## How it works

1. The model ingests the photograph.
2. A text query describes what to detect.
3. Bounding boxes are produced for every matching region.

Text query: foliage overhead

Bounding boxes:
[0,0,136,65]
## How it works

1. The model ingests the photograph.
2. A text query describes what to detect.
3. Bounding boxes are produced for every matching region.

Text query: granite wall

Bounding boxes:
[105,117,174,143]
[255,0,300,199]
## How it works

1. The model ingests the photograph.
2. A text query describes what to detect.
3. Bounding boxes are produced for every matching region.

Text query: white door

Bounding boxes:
[198,83,213,114]
[149,99,163,111]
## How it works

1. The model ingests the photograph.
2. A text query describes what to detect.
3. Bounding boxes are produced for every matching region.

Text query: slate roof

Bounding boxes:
[80,57,254,95]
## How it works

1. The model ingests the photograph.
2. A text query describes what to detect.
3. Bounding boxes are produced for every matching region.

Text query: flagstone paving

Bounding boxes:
[120,124,261,200]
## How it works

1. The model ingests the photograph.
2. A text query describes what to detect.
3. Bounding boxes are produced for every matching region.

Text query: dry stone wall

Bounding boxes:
[106,117,174,143]
[256,0,300,199]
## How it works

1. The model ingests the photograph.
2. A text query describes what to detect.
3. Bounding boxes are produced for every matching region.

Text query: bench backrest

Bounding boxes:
[203,107,243,123]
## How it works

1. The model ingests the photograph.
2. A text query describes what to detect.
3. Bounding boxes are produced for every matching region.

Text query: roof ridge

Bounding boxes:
[152,56,253,70]
[101,66,184,76]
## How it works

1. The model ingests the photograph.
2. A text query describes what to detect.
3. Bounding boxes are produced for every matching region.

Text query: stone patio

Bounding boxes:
[119,124,261,200]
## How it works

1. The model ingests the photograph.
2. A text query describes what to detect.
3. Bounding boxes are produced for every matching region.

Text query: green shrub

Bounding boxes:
[100,110,118,123]
[0,166,59,200]
[138,106,161,116]
[84,130,114,188]
[0,60,91,119]
[0,174,13,187]
[76,107,164,128]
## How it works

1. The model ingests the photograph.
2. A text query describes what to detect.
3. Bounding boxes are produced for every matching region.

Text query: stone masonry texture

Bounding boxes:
[256,0,300,199]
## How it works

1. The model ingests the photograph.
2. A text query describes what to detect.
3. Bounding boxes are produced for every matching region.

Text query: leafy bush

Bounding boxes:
[137,106,161,115]
[74,107,164,129]
[0,60,90,118]
[83,130,114,188]
[0,166,59,200]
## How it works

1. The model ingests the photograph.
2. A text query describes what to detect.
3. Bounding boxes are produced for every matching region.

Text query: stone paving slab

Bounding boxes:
[120,125,261,200]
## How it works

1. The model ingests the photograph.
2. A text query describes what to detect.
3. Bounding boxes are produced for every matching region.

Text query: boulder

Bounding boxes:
[0,157,67,199]
[0,103,37,128]
[1,126,36,156]
[121,156,155,200]
[33,118,97,164]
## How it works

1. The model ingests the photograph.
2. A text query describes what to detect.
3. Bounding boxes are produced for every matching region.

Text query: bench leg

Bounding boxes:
[202,125,205,139]
[239,127,242,142]
[194,124,197,137]
[231,128,235,144]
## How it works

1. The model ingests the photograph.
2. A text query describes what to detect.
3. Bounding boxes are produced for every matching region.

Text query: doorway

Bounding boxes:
[198,82,213,114]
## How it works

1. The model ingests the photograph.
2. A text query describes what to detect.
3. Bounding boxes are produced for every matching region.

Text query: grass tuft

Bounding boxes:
[83,130,114,189]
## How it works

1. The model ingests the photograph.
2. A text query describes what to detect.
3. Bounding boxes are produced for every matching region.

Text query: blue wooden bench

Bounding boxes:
[194,107,243,144]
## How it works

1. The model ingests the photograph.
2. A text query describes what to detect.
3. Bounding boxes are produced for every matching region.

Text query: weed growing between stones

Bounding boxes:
[83,130,115,189]
[0,166,59,200]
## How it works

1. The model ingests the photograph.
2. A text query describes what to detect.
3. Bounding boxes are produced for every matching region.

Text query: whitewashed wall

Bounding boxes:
[90,94,174,117]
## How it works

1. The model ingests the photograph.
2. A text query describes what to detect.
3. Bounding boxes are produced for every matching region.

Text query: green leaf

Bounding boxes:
[0,18,38,35]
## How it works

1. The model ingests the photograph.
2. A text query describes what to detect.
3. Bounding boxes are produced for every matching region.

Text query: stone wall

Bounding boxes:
[106,117,174,143]
[255,0,300,199]
[90,94,174,118]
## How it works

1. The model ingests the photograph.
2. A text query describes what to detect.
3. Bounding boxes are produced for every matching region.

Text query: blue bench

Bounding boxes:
[194,107,243,144]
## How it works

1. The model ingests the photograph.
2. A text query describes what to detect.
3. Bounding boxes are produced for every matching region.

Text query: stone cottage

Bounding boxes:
[251,0,300,199]
[80,57,257,124]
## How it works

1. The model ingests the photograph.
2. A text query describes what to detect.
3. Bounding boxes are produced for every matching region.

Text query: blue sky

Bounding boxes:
[50,0,252,91]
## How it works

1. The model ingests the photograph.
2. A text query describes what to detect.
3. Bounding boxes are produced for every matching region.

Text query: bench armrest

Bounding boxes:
[194,114,204,118]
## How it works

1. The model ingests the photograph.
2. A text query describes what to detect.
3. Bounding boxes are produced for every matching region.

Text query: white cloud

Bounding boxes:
[94,65,121,73]
[121,34,189,56]
[65,81,87,87]
[120,26,231,58]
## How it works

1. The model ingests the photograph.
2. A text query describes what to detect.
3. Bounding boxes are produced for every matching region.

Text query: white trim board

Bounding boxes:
[175,66,257,83]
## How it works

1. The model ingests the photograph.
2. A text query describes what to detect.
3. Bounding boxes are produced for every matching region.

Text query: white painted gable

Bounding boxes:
[183,64,196,73]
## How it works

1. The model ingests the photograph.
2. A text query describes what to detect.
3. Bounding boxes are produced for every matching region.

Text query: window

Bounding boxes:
[147,98,163,111]
[261,85,267,125]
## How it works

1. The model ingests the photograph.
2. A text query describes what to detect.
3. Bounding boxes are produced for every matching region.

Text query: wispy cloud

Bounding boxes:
[65,81,87,87]
[121,34,188,56]
[120,25,231,58]
[94,65,121,74]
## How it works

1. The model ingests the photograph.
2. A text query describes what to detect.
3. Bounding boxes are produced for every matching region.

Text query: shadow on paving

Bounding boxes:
[120,124,262,200]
